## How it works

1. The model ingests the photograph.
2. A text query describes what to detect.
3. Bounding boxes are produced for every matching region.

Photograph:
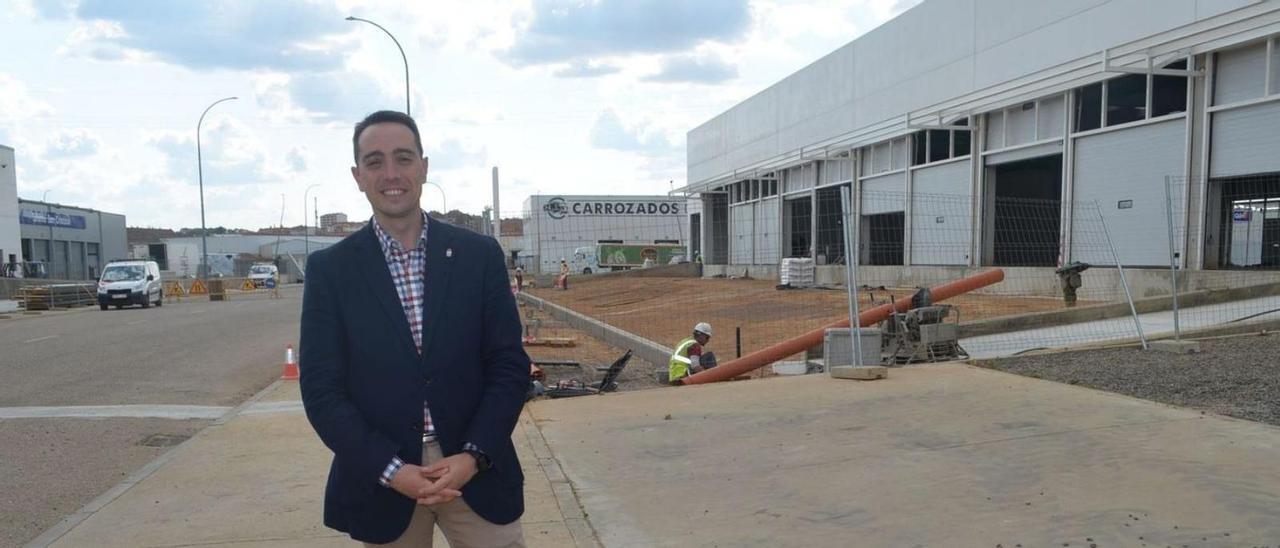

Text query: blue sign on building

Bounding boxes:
[20,209,87,229]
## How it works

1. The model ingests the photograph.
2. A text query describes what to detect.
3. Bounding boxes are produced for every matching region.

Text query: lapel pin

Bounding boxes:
[445,248,453,258]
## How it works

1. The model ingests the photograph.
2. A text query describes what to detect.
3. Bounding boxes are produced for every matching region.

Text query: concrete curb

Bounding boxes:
[961,281,1280,338]
[519,411,601,548]
[517,292,673,370]
[23,378,287,548]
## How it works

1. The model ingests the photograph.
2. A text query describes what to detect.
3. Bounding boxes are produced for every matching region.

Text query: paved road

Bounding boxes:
[0,287,303,547]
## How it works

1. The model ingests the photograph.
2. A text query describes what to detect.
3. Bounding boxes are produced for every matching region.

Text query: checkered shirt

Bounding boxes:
[372,212,435,486]
[372,212,485,487]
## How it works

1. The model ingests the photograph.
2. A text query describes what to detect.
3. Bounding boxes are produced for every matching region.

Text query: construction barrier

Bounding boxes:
[164,281,186,301]
[20,283,97,310]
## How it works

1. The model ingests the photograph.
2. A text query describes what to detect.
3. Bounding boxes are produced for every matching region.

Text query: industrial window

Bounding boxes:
[762,180,777,197]
[928,130,950,163]
[1152,59,1188,117]
[911,119,970,167]
[1073,83,1103,132]
[912,133,927,166]
[953,119,971,156]
[1106,74,1147,126]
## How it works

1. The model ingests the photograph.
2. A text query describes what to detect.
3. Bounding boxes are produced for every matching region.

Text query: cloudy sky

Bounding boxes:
[0,0,918,230]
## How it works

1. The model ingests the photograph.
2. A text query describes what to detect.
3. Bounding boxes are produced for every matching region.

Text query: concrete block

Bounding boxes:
[829,365,888,381]
[1149,339,1201,354]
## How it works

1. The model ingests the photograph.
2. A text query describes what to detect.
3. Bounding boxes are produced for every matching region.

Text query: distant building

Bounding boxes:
[160,234,342,278]
[18,198,127,280]
[521,195,686,275]
[319,212,347,233]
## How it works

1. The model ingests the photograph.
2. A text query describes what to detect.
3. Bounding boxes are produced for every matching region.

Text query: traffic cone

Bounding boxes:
[282,344,300,380]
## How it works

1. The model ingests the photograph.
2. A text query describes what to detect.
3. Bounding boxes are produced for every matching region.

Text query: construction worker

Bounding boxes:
[556,258,570,290]
[668,323,716,385]
[514,266,524,292]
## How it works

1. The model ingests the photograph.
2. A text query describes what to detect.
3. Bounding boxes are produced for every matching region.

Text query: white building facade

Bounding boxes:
[682,0,1280,279]
[0,145,19,269]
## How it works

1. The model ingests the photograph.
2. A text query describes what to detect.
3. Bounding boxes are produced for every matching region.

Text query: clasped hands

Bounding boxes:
[389,453,478,505]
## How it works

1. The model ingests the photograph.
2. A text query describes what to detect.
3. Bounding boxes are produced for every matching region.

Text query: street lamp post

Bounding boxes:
[425,181,447,214]
[346,16,411,115]
[303,184,322,267]
[197,96,237,280]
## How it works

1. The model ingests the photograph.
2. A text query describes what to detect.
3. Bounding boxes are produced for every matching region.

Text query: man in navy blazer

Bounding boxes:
[301,111,530,546]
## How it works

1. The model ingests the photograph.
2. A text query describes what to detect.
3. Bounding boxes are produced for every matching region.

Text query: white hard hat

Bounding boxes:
[693,322,712,337]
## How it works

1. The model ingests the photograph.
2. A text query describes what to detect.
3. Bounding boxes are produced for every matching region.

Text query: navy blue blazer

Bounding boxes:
[299,217,529,544]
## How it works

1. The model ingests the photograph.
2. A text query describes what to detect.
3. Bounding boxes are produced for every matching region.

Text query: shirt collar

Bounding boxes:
[372,211,429,260]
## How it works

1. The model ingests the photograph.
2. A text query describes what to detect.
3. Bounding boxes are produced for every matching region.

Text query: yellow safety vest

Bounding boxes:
[668,338,698,381]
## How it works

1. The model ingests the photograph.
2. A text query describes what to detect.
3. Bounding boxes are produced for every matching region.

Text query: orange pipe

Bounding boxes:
[679,269,1005,385]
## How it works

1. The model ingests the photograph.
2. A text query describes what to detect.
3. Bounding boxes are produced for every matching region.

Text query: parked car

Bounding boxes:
[247,263,279,287]
[97,260,163,310]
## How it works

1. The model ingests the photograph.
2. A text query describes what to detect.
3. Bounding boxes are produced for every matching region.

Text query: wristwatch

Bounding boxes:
[463,448,492,472]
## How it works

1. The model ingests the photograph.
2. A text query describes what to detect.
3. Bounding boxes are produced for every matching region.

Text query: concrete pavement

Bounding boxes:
[530,364,1280,547]
[27,363,1280,547]
[32,381,598,548]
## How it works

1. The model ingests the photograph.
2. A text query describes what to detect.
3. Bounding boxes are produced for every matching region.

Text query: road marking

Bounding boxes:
[240,400,305,416]
[0,405,232,420]
[24,335,59,343]
[127,319,146,325]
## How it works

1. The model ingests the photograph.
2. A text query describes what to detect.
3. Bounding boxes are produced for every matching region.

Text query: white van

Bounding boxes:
[248,263,279,287]
[97,260,163,310]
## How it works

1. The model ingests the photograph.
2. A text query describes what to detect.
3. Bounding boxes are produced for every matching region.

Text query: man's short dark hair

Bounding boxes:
[352,110,424,163]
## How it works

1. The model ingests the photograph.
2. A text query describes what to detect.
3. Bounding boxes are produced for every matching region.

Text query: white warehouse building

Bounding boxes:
[522,194,689,274]
[680,0,1280,294]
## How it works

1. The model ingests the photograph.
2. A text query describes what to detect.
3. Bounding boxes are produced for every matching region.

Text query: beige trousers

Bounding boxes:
[364,441,525,548]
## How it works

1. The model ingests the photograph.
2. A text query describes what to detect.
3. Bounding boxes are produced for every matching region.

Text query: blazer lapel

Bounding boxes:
[420,216,455,360]
[353,225,416,355]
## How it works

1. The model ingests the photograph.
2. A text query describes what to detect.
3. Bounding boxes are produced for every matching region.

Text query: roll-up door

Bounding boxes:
[1072,118,1186,266]
[911,160,972,265]
[729,203,755,265]
[1211,102,1280,178]
[754,198,780,265]
[860,172,905,215]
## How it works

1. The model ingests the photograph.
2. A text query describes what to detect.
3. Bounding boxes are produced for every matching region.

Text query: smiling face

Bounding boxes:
[351,122,427,222]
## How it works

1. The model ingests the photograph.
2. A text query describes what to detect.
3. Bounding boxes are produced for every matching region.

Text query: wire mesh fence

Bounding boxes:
[493,179,1280,375]
[505,201,855,372]
[1162,176,1280,340]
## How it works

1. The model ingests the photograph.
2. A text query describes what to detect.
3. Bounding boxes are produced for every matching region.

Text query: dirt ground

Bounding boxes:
[527,275,1071,361]
[519,301,666,393]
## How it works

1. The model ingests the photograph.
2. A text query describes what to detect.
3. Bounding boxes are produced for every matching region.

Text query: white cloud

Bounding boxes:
[57,0,349,71]
[642,54,738,84]
[553,61,623,79]
[428,138,487,171]
[286,146,308,172]
[505,0,752,66]
[44,128,101,158]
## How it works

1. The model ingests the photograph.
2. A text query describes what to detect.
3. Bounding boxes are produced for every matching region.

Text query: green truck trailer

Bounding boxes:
[570,243,685,273]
